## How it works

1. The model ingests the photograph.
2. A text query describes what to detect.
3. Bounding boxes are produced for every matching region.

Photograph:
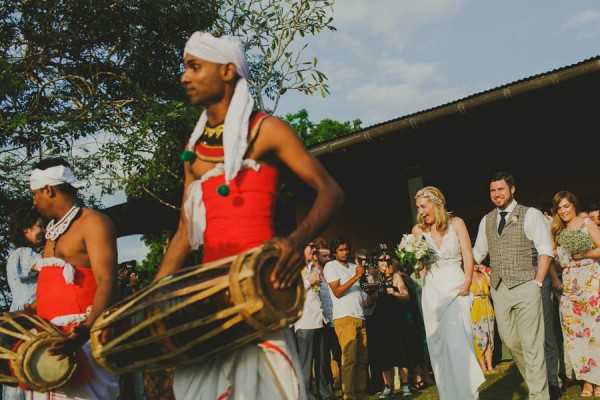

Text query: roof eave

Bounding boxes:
[309,58,600,156]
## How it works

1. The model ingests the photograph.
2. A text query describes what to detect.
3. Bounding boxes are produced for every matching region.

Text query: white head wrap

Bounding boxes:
[30,165,86,190]
[184,31,254,184]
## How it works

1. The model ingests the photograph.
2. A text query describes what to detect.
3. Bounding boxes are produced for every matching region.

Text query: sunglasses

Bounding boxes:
[378,258,391,263]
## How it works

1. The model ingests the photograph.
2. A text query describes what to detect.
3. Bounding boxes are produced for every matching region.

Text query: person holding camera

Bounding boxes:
[324,238,373,400]
[366,249,416,398]
[116,262,147,400]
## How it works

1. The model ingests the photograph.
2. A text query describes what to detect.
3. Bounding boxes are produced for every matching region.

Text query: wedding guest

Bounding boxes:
[365,250,415,398]
[412,186,484,399]
[469,265,495,375]
[6,210,45,311]
[3,210,45,400]
[530,203,562,392]
[589,203,600,227]
[392,259,426,395]
[312,240,341,394]
[294,241,333,400]
[324,238,372,400]
[550,191,600,397]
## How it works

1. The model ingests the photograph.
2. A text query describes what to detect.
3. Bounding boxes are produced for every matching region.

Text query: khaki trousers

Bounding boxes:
[333,316,368,400]
[491,280,549,399]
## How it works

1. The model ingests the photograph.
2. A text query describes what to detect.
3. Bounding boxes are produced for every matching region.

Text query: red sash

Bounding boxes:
[202,165,278,262]
[36,266,96,325]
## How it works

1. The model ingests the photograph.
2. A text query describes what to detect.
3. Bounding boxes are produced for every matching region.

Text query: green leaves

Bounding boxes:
[284,108,362,146]
[217,0,336,113]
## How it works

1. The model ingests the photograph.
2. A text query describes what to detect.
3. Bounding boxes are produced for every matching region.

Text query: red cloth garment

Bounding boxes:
[201,164,279,262]
[36,266,97,323]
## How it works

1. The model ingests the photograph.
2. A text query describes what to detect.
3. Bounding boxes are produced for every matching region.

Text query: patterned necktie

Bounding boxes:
[498,211,508,235]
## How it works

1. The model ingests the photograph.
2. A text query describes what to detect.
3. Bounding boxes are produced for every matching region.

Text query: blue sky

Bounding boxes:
[116,0,600,263]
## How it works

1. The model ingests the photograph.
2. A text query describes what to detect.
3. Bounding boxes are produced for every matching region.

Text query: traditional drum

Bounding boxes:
[90,243,304,373]
[0,314,77,392]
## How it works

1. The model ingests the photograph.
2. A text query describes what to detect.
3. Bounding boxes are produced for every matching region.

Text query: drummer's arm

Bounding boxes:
[83,212,118,329]
[263,117,344,288]
[154,162,195,282]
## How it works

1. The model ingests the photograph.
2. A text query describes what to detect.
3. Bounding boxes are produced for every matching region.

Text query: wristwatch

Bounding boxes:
[534,279,543,287]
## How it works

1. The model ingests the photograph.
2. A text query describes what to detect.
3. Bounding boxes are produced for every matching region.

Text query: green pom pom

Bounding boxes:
[180,150,194,161]
[217,184,230,197]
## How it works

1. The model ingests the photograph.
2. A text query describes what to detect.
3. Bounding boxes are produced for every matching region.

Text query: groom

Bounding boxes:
[472,172,554,400]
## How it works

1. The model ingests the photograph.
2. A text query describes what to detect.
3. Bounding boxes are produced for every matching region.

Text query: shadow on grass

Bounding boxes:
[479,362,528,400]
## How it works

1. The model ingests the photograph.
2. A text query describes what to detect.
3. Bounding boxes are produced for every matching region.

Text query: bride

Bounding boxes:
[412,186,484,399]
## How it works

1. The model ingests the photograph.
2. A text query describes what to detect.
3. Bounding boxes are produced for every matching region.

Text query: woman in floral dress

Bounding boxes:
[550,191,600,396]
[469,265,495,374]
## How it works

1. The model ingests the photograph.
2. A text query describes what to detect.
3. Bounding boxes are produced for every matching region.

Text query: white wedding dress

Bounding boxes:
[422,223,485,399]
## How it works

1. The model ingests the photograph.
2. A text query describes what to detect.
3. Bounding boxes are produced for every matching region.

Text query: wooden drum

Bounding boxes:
[90,243,304,373]
[0,314,77,392]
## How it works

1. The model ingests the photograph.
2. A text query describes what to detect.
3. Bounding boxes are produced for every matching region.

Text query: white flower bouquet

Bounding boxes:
[395,234,435,269]
[556,228,595,268]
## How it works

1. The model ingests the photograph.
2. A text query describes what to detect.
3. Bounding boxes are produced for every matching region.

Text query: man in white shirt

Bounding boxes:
[294,242,333,400]
[324,238,371,400]
[312,241,341,394]
[472,172,555,400]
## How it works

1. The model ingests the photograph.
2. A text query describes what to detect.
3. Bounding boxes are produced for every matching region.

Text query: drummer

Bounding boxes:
[153,32,344,400]
[28,158,119,399]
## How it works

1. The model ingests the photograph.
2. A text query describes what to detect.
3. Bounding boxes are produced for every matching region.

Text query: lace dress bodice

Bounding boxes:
[424,222,462,269]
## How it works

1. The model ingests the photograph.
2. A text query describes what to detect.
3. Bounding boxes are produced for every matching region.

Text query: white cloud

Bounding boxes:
[333,0,465,33]
[376,57,441,84]
[346,82,466,126]
[562,9,600,30]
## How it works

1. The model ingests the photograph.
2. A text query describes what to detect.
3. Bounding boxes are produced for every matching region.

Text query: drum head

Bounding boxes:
[20,335,77,392]
[231,244,304,332]
[258,254,300,312]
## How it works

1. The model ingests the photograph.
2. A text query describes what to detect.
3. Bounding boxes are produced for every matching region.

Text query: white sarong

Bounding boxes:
[173,328,305,400]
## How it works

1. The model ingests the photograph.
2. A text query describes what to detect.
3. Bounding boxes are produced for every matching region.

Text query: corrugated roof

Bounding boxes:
[309,55,600,155]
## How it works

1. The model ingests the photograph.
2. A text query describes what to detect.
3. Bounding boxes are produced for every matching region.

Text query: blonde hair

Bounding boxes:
[416,186,452,233]
[550,191,581,240]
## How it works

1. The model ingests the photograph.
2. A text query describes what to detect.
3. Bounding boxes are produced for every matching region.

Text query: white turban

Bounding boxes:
[184,32,254,185]
[30,165,86,190]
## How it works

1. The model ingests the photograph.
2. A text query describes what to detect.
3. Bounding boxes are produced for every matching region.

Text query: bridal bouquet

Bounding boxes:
[556,228,595,268]
[395,234,435,269]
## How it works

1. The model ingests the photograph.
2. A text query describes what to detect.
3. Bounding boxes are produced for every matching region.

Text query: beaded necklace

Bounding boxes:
[45,202,81,248]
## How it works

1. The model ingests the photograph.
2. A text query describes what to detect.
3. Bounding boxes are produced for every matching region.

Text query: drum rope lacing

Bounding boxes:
[45,202,81,242]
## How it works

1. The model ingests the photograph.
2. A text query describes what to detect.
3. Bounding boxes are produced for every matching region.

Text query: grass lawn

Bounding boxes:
[350,361,585,399]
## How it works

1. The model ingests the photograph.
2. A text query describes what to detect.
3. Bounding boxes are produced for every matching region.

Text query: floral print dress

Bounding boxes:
[559,223,600,384]
[469,275,495,359]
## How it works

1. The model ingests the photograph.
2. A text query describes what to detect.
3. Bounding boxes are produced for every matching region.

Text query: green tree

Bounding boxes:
[217,0,336,112]
[0,0,339,285]
[0,0,219,303]
[104,0,338,210]
[285,108,362,146]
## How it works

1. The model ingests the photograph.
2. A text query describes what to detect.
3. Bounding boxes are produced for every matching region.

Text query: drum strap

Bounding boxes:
[9,339,29,390]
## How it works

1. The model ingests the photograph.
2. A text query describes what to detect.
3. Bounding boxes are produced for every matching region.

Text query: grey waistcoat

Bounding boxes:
[486,205,535,289]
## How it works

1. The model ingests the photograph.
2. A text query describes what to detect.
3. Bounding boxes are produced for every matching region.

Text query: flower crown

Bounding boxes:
[415,189,444,205]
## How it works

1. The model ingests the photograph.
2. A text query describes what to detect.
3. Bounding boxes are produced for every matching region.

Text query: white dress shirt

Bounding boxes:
[294,263,327,330]
[472,200,554,264]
